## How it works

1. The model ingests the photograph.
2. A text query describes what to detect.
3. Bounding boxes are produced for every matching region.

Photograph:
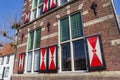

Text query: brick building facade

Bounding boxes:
[12,0,120,80]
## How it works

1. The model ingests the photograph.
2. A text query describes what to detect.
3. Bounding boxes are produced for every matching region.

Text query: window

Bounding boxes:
[59,12,86,72]
[0,57,3,65]
[31,0,43,20]
[4,67,9,77]
[0,57,4,65]
[6,56,10,64]
[27,28,41,72]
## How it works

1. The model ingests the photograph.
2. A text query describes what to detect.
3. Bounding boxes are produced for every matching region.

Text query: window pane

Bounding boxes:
[38,6,43,16]
[28,31,34,50]
[4,67,9,77]
[35,28,41,48]
[61,0,67,5]
[6,56,10,64]
[39,0,43,4]
[33,9,37,19]
[33,0,38,8]
[73,39,86,70]
[34,50,40,71]
[27,52,32,72]
[71,13,83,39]
[61,43,71,71]
[60,17,70,41]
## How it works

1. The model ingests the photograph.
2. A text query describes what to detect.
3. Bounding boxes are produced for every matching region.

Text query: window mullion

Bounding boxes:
[58,20,62,73]
[24,32,30,73]
[31,30,36,73]
[69,16,75,71]
[36,0,39,18]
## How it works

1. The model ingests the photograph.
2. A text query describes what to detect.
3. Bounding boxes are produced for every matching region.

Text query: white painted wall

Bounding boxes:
[0,54,15,80]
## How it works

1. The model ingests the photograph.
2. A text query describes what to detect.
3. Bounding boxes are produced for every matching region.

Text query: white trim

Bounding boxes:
[83,14,114,27]
[78,3,83,10]
[17,43,27,48]
[53,22,58,26]
[111,39,120,45]
[66,5,70,9]
[58,20,61,73]
[41,32,58,40]
[82,10,88,16]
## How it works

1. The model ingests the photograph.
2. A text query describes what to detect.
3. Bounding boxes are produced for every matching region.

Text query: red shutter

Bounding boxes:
[18,53,25,74]
[48,45,57,72]
[40,48,47,71]
[86,34,106,71]
[43,0,49,13]
[24,11,30,23]
[50,0,57,9]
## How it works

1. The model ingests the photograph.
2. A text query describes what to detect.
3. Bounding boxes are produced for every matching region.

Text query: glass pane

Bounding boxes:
[38,6,43,16]
[39,0,43,4]
[61,0,67,5]
[34,0,38,8]
[6,56,10,64]
[61,43,71,71]
[35,28,41,48]
[71,13,83,39]
[34,50,40,71]
[28,31,34,50]
[33,9,37,19]
[27,52,32,72]
[73,39,86,70]
[4,67,9,77]
[60,17,70,41]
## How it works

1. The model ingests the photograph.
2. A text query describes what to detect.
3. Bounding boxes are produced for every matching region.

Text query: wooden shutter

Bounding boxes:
[50,0,57,9]
[86,34,106,71]
[18,53,25,74]
[43,0,49,13]
[48,45,58,72]
[39,48,47,72]
[24,11,30,23]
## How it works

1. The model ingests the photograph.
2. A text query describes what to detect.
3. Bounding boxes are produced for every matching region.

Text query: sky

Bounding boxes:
[0,0,120,45]
[114,0,120,15]
[0,0,24,44]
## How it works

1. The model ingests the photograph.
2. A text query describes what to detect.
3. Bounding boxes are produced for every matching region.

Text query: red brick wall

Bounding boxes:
[12,0,120,79]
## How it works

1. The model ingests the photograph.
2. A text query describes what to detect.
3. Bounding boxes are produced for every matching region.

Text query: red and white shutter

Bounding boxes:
[48,46,57,71]
[50,0,57,9]
[43,0,49,13]
[18,53,25,74]
[40,48,47,71]
[86,34,106,71]
[24,11,30,23]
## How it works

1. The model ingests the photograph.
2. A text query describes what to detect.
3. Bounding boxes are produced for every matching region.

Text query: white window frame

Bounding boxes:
[31,0,43,21]
[4,67,9,77]
[58,12,87,73]
[24,29,41,73]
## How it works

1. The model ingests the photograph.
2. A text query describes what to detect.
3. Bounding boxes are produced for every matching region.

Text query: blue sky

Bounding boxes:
[0,0,120,44]
[0,0,24,44]
[114,0,120,15]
